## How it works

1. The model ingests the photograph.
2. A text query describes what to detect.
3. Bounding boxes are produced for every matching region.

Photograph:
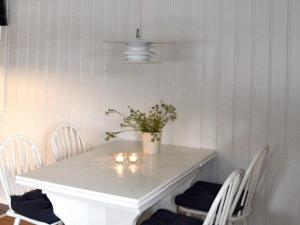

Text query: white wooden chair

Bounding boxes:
[141,170,242,225]
[228,145,269,225]
[0,136,62,225]
[203,170,242,225]
[51,125,86,161]
[177,145,269,225]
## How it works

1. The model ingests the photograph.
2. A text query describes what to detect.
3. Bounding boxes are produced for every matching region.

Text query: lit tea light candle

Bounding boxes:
[128,153,139,163]
[113,152,126,163]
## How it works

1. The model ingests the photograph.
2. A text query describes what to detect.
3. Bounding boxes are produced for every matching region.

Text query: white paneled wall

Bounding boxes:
[0,0,299,225]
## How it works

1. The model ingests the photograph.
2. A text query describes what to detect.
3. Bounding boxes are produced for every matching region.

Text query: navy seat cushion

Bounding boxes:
[141,209,203,225]
[0,0,8,26]
[175,181,222,212]
[175,181,245,215]
[11,189,60,224]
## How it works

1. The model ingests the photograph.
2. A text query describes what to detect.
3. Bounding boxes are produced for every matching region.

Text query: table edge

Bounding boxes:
[16,147,216,213]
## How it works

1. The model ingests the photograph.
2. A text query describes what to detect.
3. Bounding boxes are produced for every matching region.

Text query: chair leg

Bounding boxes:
[13,218,21,225]
[243,219,248,225]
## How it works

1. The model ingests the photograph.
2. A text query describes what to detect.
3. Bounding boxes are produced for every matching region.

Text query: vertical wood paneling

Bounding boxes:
[166,0,189,146]
[92,0,106,144]
[214,0,222,183]
[4,0,18,138]
[201,0,218,150]
[185,0,202,148]
[283,1,292,225]
[0,0,299,224]
[152,0,175,144]
[250,0,271,223]
[0,5,8,113]
[199,0,219,181]
[266,0,288,224]
[217,0,236,182]
[233,0,252,169]
[142,0,158,110]
[199,0,207,150]
[285,1,300,225]
[36,0,49,160]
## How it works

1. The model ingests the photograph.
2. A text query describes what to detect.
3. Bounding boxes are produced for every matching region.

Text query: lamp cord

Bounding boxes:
[137,0,143,39]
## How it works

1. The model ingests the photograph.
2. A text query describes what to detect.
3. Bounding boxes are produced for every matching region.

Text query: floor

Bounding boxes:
[0,217,33,225]
[0,203,32,225]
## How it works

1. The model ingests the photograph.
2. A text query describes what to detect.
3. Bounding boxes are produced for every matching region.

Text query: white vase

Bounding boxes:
[142,132,161,155]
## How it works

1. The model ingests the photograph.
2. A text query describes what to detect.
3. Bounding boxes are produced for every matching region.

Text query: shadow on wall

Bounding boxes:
[215,152,236,182]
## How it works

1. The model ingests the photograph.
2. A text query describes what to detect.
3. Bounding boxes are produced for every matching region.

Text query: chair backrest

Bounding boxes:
[51,124,86,161]
[0,136,42,208]
[230,145,269,218]
[203,170,242,225]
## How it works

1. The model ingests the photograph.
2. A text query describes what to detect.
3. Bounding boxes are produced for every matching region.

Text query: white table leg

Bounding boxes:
[46,192,139,225]
[106,208,139,225]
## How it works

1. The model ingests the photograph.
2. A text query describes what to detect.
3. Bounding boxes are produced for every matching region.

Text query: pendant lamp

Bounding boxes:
[105,0,174,64]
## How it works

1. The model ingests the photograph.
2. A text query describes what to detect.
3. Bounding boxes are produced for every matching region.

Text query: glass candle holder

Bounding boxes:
[113,152,126,163]
[128,153,139,163]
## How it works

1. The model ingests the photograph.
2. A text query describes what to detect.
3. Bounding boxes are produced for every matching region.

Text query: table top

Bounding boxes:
[17,141,216,212]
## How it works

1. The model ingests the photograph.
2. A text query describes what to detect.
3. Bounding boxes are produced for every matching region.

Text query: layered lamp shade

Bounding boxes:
[104,0,174,63]
[105,0,175,64]
[121,28,157,63]
[122,39,155,63]
[106,28,163,63]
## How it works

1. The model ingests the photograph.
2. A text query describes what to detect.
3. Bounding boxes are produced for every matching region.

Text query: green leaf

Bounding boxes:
[104,101,177,140]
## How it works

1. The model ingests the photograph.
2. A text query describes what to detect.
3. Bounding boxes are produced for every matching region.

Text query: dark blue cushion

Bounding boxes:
[141,209,203,225]
[0,0,7,26]
[175,181,245,215]
[175,181,222,212]
[11,189,60,224]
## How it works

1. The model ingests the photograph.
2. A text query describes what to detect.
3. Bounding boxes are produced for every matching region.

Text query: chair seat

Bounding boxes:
[175,181,246,216]
[11,189,60,224]
[141,209,203,225]
[175,181,222,212]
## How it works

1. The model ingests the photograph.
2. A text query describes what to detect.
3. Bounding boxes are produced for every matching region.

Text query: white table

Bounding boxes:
[16,141,216,225]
